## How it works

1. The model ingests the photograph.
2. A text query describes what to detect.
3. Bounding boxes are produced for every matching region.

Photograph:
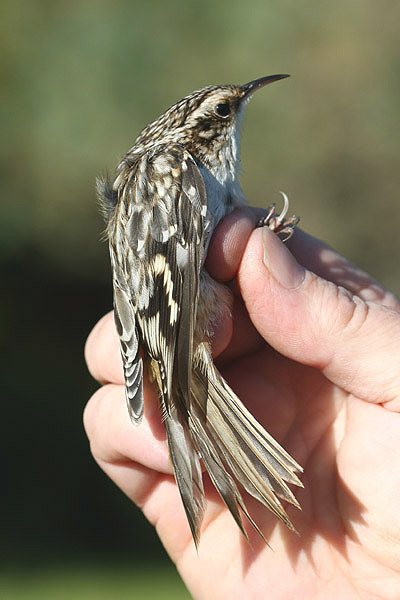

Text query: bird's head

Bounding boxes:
[135,75,289,162]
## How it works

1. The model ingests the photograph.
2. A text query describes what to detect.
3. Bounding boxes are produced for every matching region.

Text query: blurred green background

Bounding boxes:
[1,1,399,598]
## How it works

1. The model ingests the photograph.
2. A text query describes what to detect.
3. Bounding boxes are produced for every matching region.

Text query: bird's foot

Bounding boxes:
[256,191,300,242]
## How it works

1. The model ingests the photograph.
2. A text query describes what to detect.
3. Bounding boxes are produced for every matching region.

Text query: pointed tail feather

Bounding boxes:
[162,343,302,542]
[189,398,268,542]
[188,346,302,536]
[163,405,205,546]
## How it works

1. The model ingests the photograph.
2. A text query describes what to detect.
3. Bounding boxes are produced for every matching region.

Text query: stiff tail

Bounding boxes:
[163,404,206,547]
[164,344,303,543]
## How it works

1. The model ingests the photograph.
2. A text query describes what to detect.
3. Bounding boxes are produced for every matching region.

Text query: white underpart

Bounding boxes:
[200,101,248,230]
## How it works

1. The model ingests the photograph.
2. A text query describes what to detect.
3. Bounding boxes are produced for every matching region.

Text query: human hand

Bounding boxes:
[84,208,400,599]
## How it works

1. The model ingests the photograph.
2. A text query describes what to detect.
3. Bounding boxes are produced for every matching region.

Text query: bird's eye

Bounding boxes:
[214,102,230,118]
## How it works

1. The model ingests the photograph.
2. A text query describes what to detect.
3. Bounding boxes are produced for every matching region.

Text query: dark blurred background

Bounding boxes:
[2,1,399,598]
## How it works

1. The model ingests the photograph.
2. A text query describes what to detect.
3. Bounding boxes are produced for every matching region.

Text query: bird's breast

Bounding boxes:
[198,164,247,232]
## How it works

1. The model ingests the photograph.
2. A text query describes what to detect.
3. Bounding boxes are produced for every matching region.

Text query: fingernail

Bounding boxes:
[262,227,305,289]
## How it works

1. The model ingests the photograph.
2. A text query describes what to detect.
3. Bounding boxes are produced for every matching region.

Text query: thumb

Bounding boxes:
[238,227,400,409]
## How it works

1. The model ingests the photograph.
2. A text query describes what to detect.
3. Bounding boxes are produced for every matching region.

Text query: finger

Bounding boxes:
[238,226,400,408]
[83,384,183,540]
[84,312,124,384]
[216,294,263,365]
[83,382,169,473]
[207,205,399,309]
[205,207,265,281]
[288,229,400,310]
[83,386,241,560]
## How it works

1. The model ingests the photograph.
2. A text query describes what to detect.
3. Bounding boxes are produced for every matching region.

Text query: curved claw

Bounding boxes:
[256,191,300,242]
[277,191,289,224]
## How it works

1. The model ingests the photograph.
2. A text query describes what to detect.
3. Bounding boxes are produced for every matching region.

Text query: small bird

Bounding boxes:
[98,75,302,545]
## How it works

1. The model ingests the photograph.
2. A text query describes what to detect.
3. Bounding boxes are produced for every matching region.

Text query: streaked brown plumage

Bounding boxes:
[98,75,302,545]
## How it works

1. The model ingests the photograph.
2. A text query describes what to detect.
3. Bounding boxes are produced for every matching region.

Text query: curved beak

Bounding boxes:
[241,74,290,100]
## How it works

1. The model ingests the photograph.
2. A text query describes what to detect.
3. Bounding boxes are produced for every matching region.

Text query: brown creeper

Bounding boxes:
[98,75,302,545]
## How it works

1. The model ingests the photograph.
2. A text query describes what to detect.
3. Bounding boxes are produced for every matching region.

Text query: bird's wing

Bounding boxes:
[110,144,207,419]
[109,144,208,542]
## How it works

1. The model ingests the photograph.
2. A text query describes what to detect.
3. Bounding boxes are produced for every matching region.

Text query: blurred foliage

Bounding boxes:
[1,0,399,286]
[1,0,399,596]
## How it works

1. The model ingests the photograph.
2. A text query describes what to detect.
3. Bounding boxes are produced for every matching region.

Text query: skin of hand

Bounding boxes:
[84,207,400,600]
